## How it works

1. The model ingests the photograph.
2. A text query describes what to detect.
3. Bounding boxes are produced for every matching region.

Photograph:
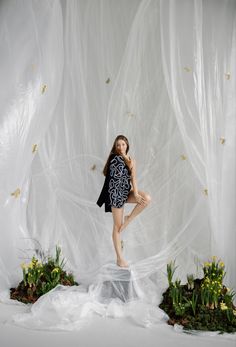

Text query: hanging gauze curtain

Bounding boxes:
[0,0,235,331]
[160,0,236,289]
[0,0,64,290]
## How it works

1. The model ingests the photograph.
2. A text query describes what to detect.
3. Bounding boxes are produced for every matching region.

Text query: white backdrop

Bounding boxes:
[0,0,235,330]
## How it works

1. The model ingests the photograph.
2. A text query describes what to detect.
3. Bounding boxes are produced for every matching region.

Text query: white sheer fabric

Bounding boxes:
[0,0,64,290]
[160,0,236,290]
[0,0,235,331]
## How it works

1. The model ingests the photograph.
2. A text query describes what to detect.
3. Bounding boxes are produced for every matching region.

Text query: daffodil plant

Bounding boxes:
[201,256,225,309]
[161,256,236,333]
[16,246,78,301]
[166,259,178,287]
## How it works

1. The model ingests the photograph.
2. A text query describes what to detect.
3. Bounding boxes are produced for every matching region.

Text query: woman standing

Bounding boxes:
[97,135,151,267]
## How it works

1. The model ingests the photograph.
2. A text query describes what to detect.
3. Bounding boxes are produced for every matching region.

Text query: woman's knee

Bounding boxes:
[113,223,122,232]
[143,193,151,205]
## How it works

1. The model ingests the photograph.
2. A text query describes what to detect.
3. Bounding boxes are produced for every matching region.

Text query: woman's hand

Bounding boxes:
[134,192,146,205]
[121,153,131,162]
[123,155,134,171]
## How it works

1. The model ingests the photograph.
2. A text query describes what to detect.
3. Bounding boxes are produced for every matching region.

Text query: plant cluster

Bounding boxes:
[159,256,236,333]
[10,246,78,303]
[200,256,225,309]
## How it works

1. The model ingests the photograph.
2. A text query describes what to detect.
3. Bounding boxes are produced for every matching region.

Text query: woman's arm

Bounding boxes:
[130,158,138,195]
[129,158,145,204]
[120,153,136,185]
[121,154,132,171]
[121,154,145,204]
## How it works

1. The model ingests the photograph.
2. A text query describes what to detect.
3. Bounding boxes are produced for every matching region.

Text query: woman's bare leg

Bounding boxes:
[111,207,128,267]
[119,190,151,233]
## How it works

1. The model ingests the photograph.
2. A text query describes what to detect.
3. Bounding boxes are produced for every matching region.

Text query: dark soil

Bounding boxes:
[10,274,79,304]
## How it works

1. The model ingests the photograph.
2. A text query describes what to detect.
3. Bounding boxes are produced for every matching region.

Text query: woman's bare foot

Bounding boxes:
[116,258,129,268]
[119,215,130,233]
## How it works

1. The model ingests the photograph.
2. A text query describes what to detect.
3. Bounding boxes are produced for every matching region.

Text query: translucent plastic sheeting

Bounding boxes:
[160,0,236,290]
[0,0,235,332]
[0,0,64,290]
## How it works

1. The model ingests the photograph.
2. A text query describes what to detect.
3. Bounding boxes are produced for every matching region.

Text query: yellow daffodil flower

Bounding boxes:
[220,302,228,311]
[20,262,27,269]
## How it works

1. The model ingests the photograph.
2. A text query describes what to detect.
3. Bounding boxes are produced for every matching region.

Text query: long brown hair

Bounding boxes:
[103,135,130,176]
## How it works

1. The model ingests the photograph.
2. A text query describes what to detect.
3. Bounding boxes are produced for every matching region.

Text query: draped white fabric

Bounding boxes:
[0,0,235,331]
[160,0,236,291]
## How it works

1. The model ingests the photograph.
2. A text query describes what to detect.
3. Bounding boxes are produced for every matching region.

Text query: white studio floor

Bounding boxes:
[0,302,235,347]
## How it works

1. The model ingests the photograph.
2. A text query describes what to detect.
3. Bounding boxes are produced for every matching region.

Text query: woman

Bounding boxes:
[97,135,151,268]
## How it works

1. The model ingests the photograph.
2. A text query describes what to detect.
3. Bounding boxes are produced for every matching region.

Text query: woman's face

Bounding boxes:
[115,139,127,155]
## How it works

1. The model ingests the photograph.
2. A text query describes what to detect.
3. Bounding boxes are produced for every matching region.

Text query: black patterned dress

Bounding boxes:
[97,154,132,212]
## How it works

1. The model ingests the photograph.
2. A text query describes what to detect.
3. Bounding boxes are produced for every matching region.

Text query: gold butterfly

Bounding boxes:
[220,137,225,145]
[183,67,191,72]
[32,144,38,153]
[11,188,21,198]
[41,84,47,94]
